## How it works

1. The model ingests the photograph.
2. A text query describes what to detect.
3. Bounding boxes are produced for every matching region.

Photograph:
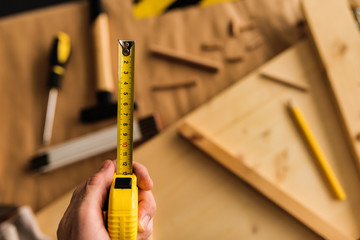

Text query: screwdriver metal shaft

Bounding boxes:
[43,88,59,145]
[42,32,71,145]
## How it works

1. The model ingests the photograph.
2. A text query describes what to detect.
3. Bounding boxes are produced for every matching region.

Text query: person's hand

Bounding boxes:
[57,160,156,240]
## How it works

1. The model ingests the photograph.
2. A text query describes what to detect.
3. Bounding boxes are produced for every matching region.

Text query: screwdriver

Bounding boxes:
[43,32,71,145]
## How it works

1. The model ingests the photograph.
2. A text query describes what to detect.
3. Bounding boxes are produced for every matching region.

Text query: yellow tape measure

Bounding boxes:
[117,40,135,175]
[108,40,138,240]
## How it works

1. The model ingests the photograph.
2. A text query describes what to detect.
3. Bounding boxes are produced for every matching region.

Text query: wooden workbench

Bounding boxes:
[0,0,321,238]
[0,0,303,211]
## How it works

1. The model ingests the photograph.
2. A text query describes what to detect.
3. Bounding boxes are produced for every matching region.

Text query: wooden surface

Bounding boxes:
[302,0,360,174]
[179,40,360,240]
[36,121,322,240]
[0,0,304,212]
[0,0,326,239]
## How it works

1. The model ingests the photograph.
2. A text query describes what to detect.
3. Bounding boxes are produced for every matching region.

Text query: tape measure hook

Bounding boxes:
[119,40,134,56]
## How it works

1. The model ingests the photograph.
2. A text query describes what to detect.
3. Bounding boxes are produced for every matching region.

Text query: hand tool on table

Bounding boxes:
[81,0,117,123]
[30,114,160,173]
[107,40,138,240]
[43,32,71,145]
[287,102,346,200]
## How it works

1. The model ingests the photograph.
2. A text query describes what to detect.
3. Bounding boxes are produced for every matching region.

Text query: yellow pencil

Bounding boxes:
[287,102,346,200]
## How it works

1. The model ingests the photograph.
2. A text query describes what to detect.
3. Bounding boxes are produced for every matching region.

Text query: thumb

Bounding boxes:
[83,160,115,209]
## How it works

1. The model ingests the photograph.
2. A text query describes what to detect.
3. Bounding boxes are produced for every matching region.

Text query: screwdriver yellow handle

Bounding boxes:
[108,174,138,240]
[49,32,71,88]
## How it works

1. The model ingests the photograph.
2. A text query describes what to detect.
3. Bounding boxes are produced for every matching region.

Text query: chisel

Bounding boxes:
[43,32,71,145]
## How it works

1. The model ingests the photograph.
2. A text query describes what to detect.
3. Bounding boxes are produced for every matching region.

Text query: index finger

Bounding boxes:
[134,162,153,191]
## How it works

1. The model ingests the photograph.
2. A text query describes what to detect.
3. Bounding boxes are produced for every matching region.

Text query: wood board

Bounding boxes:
[302,0,360,174]
[178,39,360,240]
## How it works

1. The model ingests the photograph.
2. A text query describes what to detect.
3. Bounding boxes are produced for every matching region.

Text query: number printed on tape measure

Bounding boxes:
[117,42,135,175]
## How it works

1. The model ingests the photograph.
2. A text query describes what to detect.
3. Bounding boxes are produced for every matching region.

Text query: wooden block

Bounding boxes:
[224,38,245,63]
[259,41,312,92]
[302,0,360,174]
[179,40,360,240]
[201,40,223,51]
[151,79,197,90]
[259,72,308,92]
[240,23,256,32]
[149,44,221,72]
[245,35,264,51]
[229,18,242,37]
[230,20,256,37]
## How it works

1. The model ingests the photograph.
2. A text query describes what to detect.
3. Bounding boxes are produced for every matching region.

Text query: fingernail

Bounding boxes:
[100,160,110,171]
[139,215,150,232]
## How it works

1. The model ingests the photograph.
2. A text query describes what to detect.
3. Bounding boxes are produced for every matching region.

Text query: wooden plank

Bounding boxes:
[302,0,360,173]
[224,38,245,62]
[259,42,314,92]
[151,79,197,91]
[178,40,360,240]
[259,72,308,92]
[149,44,222,72]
